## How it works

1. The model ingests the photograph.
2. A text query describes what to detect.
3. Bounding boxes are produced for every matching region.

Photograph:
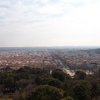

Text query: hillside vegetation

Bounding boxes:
[0,66,100,100]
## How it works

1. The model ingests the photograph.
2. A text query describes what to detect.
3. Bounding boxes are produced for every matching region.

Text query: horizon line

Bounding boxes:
[0,46,100,48]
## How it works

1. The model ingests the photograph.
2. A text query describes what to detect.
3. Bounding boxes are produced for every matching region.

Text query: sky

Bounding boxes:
[0,0,100,47]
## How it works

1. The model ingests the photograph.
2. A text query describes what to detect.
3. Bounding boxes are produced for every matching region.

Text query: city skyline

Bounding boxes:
[0,0,100,47]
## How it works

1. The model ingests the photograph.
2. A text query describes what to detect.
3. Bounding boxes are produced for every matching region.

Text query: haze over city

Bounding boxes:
[0,0,100,47]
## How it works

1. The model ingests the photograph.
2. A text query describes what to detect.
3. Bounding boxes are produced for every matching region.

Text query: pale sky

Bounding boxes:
[0,0,100,47]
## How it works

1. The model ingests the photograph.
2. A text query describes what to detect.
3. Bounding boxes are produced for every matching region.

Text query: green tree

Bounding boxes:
[73,84,89,100]
[3,76,15,88]
[42,77,62,88]
[52,69,66,82]
[74,71,86,80]
[48,78,62,88]
[90,79,100,98]
[27,85,64,100]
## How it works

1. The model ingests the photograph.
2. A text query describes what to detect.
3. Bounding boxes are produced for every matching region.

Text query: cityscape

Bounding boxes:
[0,0,100,99]
[0,47,100,76]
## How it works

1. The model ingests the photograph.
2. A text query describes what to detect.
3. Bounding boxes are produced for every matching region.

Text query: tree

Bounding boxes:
[48,78,62,88]
[3,76,15,93]
[27,85,64,100]
[35,76,43,85]
[73,84,89,100]
[3,76,14,88]
[42,77,62,88]
[16,79,29,89]
[74,71,86,80]
[90,79,100,98]
[52,69,66,82]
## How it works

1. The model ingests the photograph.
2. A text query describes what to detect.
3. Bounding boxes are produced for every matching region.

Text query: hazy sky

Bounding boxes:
[0,0,100,47]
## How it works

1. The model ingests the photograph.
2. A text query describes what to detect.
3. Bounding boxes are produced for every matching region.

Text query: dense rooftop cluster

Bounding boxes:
[0,48,100,73]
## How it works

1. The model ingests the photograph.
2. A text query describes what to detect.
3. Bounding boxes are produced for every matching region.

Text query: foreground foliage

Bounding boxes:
[27,85,64,100]
[0,67,100,100]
